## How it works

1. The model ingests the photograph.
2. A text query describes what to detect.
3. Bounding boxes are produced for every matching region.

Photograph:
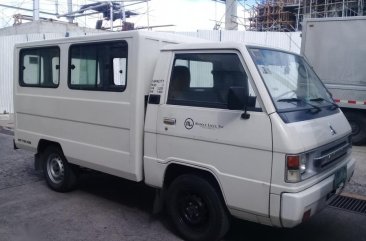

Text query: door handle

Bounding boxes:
[163,118,176,125]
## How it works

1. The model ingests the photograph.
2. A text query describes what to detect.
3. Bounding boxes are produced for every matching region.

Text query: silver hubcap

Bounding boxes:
[47,155,65,184]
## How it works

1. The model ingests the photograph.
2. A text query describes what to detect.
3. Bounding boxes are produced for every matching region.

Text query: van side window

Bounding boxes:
[167,53,258,110]
[174,59,214,88]
[19,47,60,88]
[68,41,128,91]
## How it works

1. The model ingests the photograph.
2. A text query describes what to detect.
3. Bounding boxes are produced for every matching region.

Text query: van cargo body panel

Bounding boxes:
[301,17,366,143]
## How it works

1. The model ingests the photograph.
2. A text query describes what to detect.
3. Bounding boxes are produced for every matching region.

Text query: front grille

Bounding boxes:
[312,136,351,171]
[329,195,366,215]
[319,142,349,168]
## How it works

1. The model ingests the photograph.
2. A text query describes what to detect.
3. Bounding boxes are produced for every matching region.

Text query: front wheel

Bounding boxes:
[42,145,78,192]
[166,174,230,241]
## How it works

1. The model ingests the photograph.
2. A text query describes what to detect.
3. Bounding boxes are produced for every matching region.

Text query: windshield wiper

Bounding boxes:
[309,97,339,110]
[277,97,321,113]
[277,98,301,103]
[305,101,322,113]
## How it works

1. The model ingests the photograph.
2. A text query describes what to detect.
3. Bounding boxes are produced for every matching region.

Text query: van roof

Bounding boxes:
[14,30,290,53]
[14,30,207,48]
[162,42,246,51]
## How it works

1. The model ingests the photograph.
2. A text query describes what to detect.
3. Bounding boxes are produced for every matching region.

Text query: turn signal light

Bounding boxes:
[287,155,300,169]
[286,152,311,182]
[286,155,302,182]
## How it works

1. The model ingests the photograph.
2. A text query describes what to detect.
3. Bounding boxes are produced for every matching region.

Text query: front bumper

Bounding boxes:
[280,156,356,228]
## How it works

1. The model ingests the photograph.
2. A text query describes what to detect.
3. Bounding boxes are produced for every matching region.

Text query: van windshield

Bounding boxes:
[249,47,335,112]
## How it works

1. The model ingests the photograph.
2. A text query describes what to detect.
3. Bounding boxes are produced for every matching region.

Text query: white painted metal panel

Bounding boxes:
[242,31,267,46]
[85,32,104,36]
[289,32,301,54]
[69,32,87,37]
[177,31,301,54]
[44,33,65,40]
[265,32,291,50]
[0,35,27,113]
[197,30,220,41]
[26,33,45,42]
[177,31,198,38]
[221,30,246,42]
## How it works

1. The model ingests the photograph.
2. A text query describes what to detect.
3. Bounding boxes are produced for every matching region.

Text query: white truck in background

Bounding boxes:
[14,31,355,241]
[301,17,366,145]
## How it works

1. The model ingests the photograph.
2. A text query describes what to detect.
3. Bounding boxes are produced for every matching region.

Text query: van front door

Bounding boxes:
[156,51,273,217]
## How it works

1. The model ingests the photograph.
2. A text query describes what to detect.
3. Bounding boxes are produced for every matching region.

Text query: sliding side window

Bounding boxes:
[68,41,128,91]
[168,53,258,109]
[19,47,60,88]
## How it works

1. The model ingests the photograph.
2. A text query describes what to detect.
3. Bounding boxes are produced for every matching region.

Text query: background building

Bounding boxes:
[248,0,365,31]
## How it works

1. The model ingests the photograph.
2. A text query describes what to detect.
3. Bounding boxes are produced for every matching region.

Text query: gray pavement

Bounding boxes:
[0,114,13,136]
[344,146,366,197]
[0,132,180,241]
[0,115,366,241]
[0,114,13,128]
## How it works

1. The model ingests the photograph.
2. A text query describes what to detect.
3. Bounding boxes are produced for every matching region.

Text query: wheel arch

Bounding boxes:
[35,139,63,170]
[37,139,62,154]
[163,163,227,204]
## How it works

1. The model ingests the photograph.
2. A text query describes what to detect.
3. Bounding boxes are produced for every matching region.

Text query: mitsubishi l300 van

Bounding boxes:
[14,32,355,241]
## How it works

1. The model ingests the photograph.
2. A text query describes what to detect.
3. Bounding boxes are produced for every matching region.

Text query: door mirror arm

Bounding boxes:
[228,87,252,120]
[241,106,250,119]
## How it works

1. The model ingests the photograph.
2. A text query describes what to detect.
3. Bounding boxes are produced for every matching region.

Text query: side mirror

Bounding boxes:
[228,87,256,119]
[228,87,248,110]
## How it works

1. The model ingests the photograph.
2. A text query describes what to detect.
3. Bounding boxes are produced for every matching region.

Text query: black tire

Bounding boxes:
[42,145,78,192]
[344,111,366,145]
[166,174,230,241]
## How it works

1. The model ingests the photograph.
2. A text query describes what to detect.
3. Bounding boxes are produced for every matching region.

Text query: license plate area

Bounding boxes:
[333,166,347,190]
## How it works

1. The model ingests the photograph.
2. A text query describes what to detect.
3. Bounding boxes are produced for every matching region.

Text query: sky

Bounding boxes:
[0,0,253,31]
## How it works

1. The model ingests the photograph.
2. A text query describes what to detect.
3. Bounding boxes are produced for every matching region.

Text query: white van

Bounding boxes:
[14,31,355,241]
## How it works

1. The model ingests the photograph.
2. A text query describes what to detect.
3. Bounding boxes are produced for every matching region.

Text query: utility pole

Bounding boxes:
[110,2,114,30]
[121,1,126,23]
[146,0,150,30]
[67,0,74,23]
[55,0,59,15]
[225,0,238,30]
[296,0,301,31]
[33,0,40,21]
[358,0,364,16]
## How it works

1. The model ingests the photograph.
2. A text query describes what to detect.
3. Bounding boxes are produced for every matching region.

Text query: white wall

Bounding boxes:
[174,30,302,54]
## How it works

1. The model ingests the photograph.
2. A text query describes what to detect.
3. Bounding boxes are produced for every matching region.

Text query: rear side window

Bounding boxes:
[68,41,128,91]
[19,47,60,87]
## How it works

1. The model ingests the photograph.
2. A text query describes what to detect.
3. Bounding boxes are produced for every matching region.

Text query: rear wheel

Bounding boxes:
[344,111,366,145]
[42,145,78,192]
[167,174,229,241]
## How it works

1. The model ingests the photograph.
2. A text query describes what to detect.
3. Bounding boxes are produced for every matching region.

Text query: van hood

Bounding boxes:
[271,111,351,154]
